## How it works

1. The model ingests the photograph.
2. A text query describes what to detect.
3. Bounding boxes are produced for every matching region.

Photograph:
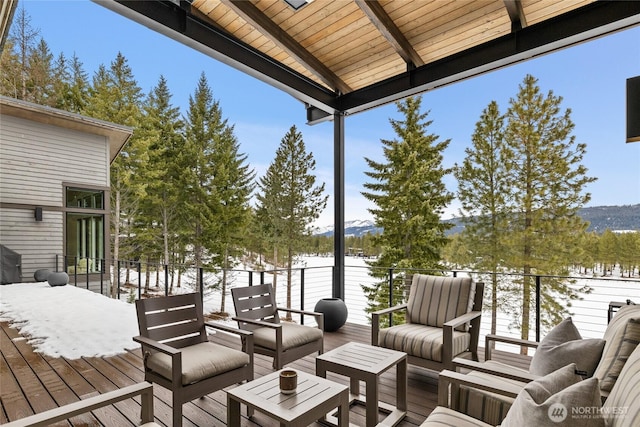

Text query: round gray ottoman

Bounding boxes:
[34,269,51,282]
[47,271,69,287]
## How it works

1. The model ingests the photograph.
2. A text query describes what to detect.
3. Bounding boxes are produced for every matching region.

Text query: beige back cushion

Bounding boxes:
[595,305,640,393]
[603,343,640,427]
[406,274,475,331]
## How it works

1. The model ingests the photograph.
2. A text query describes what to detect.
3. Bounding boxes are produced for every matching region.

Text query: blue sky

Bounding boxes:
[19,1,640,227]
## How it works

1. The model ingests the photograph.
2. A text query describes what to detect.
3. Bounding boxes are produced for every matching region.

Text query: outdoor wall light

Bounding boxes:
[34,206,43,221]
[627,76,640,143]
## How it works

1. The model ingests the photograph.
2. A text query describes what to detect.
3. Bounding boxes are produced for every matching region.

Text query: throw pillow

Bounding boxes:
[501,363,604,427]
[530,317,605,377]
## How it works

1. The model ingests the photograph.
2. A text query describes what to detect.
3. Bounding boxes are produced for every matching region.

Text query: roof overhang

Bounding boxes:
[0,96,133,163]
[94,0,640,124]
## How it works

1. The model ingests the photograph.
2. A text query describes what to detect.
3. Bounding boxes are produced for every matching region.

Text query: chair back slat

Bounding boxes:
[136,293,207,348]
[231,284,279,325]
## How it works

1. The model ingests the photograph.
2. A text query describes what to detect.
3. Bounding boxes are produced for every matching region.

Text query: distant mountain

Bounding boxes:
[313,220,382,237]
[314,204,640,237]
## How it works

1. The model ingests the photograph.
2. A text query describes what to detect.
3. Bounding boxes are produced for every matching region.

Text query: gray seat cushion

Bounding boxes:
[252,322,323,351]
[378,323,470,362]
[147,341,250,385]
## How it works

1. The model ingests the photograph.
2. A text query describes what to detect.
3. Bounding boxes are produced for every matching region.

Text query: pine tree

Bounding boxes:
[255,125,327,314]
[83,53,144,296]
[454,100,511,335]
[180,72,241,292]
[502,74,596,346]
[361,96,453,322]
[137,76,185,293]
[26,38,54,105]
[208,118,255,313]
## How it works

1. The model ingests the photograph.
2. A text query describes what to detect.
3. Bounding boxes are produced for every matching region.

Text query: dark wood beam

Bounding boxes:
[356,0,424,68]
[337,1,640,116]
[504,0,527,32]
[222,0,351,94]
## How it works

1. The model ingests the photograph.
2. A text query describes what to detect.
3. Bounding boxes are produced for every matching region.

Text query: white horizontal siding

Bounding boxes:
[0,115,109,206]
[0,208,63,281]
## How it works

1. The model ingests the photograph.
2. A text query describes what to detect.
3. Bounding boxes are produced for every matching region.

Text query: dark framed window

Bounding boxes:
[65,187,106,273]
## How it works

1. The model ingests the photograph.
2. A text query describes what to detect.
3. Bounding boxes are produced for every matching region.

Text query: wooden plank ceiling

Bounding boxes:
[95,0,640,122]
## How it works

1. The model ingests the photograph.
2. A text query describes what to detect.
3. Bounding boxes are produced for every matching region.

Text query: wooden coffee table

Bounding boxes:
[316,342,407,427]
[227,369,350,427]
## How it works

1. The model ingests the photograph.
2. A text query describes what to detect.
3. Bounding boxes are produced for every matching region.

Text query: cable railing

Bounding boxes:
[57,255,640,345]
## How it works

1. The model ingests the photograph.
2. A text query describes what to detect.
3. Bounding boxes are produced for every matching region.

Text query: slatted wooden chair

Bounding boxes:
[231,284,324,370]
[134,293,254,427]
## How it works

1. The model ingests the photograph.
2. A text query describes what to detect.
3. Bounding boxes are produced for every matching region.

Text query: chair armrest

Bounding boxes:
[133,335,179,356]
[205,320,253,337]
[3,382,156,427]
[452,357,538,383]
[485,334,539,360]
[231,316,282,329]
[371,303,408,317]
[438,370,521,407]
[371,304,408,347]
[443,310,482,329]
[276,307,324,330]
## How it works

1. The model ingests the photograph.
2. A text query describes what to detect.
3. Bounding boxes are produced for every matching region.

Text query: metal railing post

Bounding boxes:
[199,267,204,304]
[300,268,305,325]
[535,275,541,342]
[164,264,169,296]
[388,268,394,326]
[137,261,142,300]
[117,260,121,298]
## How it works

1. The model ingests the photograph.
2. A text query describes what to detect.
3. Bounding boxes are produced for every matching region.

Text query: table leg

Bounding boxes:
[227,394,241,427]
[338,390,349,427]
[397,358,407,411]
[366,376,379,427]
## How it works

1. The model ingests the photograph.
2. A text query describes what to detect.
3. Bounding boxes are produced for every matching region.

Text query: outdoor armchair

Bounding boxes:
[451,303,640,425]
[231,283,324,370]
[371,274,484,372]
[134,293,254,427]
[421,341,640,427]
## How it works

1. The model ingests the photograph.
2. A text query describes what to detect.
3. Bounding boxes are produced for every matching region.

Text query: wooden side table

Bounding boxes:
[227,369,349,427]
[316,342,407,427]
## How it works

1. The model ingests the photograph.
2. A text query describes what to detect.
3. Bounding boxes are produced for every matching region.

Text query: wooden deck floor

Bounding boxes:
[0,320,530,426]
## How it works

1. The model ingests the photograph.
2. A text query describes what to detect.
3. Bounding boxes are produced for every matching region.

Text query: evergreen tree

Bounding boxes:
[502,75,596,346]
[0,38,21,98]
[83,54,144,296]
[454,100,511,334]
[361,96,453,322]
[26,38,54,105]
[180,72,238,292]
[598,229,618,276]
[138,76,185,293]
[208,122,255,313]
[255,125,327,314]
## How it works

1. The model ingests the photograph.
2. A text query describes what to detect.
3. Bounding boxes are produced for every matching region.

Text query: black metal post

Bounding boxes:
[535,275,541,342]
[117,260,121,298]
[333,112,345,300]
[388,268,394,326]
[164,264,169,296]
[199,267,204,304]
[300,268,305,325]
[137,261,142,300]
